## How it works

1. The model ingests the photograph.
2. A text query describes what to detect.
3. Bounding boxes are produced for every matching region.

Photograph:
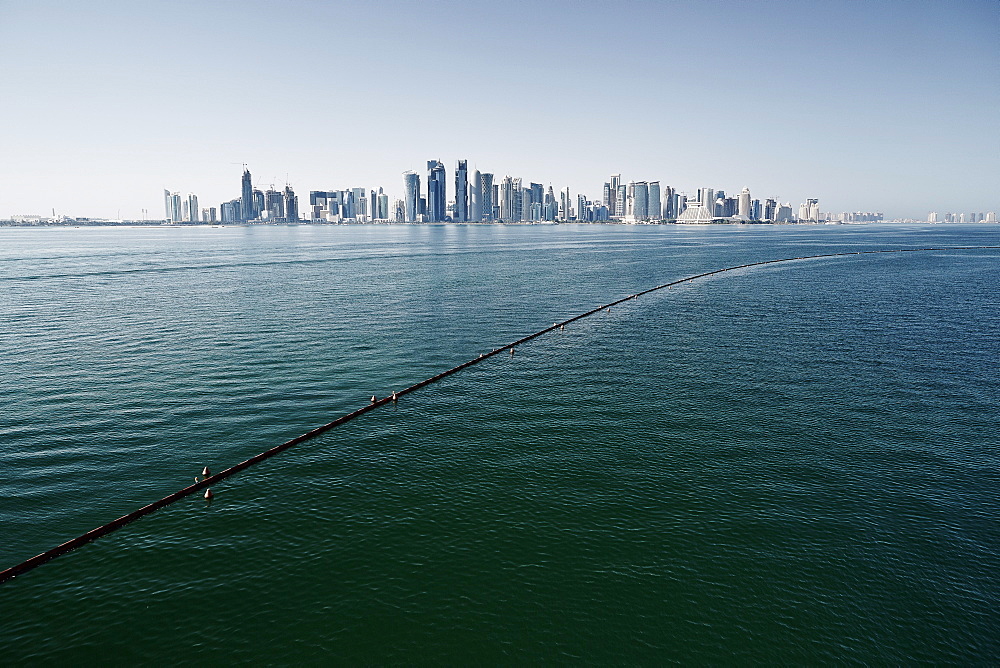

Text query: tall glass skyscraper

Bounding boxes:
[633,182,649,220]
[608,174,621,216]
[480,172,494,221]
[454,160,468,222]
[648,182,661,220]
[241,168,254,222]
[427,160,446,222]
[403,171,420,222]
[470,170,482,222]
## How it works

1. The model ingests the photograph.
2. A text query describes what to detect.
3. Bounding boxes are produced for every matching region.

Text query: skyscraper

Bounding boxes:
[632,182,649,220]
[470,169,482,221]
[284,186,298,222]
[738,187,751,218]
[530,183,543,208]
[403,171,420,222]
[241,168,254,222]
[186,193,199,222]
[608,174,621,217]
[480,172,494,221]
[662,185,674,219]
[454,160,468,222]
[253,189,264,221]
[544,185,557,221]
[500,176,515,221]
[427,160,446,222]
[265,188,283,220]
[164,189,180,222]
[648,182,661,220]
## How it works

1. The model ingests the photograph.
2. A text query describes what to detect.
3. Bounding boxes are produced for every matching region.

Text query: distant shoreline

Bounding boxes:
[0,220,982,228]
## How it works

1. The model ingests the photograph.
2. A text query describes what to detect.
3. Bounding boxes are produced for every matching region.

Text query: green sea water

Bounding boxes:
[1,223,998,663]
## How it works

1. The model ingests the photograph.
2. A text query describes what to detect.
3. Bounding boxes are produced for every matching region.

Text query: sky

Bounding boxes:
[0,0,997,220]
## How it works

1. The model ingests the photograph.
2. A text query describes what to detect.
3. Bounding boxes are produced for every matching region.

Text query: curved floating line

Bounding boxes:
[2,245,997,585]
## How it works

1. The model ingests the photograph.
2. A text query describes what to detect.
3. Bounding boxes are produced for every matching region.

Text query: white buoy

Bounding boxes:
[202,466,210,477]
[391,392,398,402]
[204,488,213,500]
[370,395,377,404]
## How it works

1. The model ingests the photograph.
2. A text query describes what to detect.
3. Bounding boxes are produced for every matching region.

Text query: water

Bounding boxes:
[1,223,998,663]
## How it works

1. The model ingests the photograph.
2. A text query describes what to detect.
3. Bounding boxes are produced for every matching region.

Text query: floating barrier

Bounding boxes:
[1,245,997,585]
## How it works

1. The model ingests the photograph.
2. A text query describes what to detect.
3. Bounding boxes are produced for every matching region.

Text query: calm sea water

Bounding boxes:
[1,223,998,664]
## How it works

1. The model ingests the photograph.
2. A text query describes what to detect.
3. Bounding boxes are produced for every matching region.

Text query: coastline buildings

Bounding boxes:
[143,164,983,228]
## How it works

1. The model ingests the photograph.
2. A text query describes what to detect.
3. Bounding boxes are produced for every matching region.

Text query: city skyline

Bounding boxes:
[11,157,999,224]
[0,0,997,220]
[148,161,992,225]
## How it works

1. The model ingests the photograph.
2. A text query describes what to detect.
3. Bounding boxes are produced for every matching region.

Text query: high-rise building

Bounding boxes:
[376,188,389,221]
[403,171,420,222]
[241,168,254,222]
[454,160,468,222]
[500,176,523,221]
[632,182,649,220]
[577,194,589,222]
[264,188,283,221]
[427,160,446,222]
[283,186,298,222]
[560,187,571,221]
[763,198,777,221]
[608,174,621,216]
[470,170,482,222]
[738,187,751,218]
[661,185,675,219]
[798,198,820,221]
[480,172,494,221]
[164,189,182,223]
[186,193,199,222]
[775,202,794,222]
[530,183,543,208]
[221,200,241,223]
[698,188,714,209]
[616,185,626,218]
[253,190,264,221]
[648,182,661,219]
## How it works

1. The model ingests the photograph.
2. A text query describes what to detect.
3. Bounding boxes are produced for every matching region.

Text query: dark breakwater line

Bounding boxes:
[2,245,997,585]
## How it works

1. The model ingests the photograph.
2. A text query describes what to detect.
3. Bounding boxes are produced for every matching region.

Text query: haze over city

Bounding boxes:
[0,0,997,221]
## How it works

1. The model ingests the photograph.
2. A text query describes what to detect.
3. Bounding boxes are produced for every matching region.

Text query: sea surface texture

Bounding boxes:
[1,223,998,663]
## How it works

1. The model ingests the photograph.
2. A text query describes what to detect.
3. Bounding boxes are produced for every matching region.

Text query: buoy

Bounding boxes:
[202,467,210,477]
[204,488,213,500]
[194,476,199,483]
[510,348,515,356]
[391,392,397,403]
[370,395,377,404]
[560,325,564,330]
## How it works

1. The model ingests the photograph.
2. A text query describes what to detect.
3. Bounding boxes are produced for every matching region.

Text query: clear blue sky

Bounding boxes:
[0,0,996,220]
